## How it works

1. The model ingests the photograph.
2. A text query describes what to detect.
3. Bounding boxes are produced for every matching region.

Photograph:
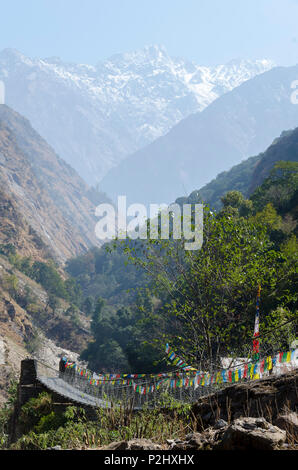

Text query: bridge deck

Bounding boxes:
[38,375,111,408]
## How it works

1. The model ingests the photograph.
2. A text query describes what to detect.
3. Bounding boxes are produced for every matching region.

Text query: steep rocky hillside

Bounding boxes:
[0,105,102,262]
[0,188,51,262]
[0,105,108,407]
[0,253,91,406]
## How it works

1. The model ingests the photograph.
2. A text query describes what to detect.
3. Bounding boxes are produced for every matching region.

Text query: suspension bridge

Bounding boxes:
[28,347,298,411]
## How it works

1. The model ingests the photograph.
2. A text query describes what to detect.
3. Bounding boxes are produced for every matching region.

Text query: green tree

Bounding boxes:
[46,294,60,314]
[2,274,19,299]
[82,296,94,316]
[250,161,298,214]
[31,261,66,298]
[120,208,294,369]
[221,190,253,217]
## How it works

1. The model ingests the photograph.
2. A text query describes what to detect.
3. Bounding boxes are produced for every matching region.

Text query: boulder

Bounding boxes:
[103,440,128,450]
[103,438,163,450]
[275,412,298,439]
[127,438,163,450]
[215,417,286,450]
[170,432,210,450]
[214,419,228,430]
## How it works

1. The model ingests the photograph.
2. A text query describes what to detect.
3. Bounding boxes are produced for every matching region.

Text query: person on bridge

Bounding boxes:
[59,356,67,377]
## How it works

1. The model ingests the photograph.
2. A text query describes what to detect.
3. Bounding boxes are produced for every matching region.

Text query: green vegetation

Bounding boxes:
[1,153,295,377]
[62,161,298,373]
[65,245,149,308]
[65,244,162,372]
[250,161,298,218]
[1,273,19,299]
[7,391,193,450]
[80,293,164,373]
[0,379,18,449]
[0,252,83,309]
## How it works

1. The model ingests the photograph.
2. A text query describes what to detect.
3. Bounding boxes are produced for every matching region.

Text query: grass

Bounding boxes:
[5,391,196,450]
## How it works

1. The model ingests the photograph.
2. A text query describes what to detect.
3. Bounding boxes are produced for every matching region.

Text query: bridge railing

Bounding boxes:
[60,366,236,409]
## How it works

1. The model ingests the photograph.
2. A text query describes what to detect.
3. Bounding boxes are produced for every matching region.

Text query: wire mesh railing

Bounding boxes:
[61,368,223,409]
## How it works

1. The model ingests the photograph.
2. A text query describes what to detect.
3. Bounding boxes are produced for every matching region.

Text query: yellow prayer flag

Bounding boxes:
[286,351,291,363]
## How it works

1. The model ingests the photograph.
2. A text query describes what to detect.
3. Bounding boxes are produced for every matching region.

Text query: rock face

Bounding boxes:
[0,47,274,185]
[0,105,103,262]
[0,188,52,262]
[214,417,286,450]
[0,250,91,407]
[192,369,298,430]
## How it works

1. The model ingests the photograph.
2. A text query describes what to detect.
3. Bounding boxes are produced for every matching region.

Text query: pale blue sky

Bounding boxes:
[1,0,298,66]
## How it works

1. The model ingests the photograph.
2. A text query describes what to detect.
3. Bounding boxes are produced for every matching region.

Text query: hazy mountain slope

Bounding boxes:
[176,155,262,211]
[0,46,273,184]
[0,105,100,262]
[0,188,52,262]
[174,128,298,211]
[101,64,298,207]
[249,128,298,193]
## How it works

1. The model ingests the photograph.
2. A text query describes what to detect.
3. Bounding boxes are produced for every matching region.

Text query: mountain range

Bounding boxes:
[0,46,274,186]
[101,63,298,207]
